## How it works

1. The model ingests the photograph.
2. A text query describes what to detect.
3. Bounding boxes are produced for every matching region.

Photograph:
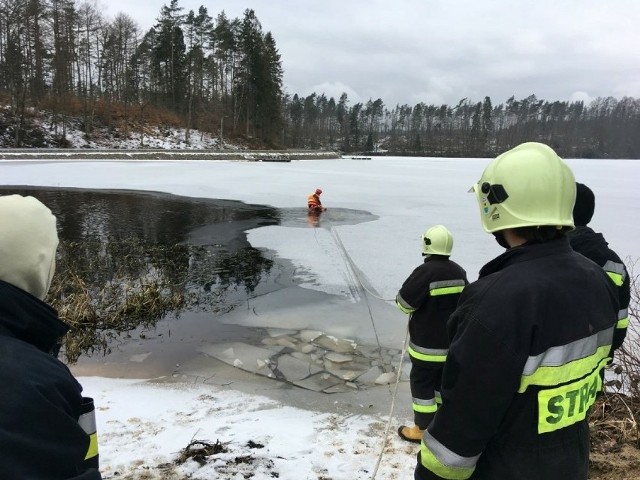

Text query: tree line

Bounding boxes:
[1,0,639,158]
[291,94,640,158]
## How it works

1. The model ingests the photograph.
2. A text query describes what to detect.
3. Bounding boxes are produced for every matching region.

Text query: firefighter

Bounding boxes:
[396,225,468,443]
[569,182,630,353]
[0,195,102,479]
[415,143,619,479]
[307,188,326,213]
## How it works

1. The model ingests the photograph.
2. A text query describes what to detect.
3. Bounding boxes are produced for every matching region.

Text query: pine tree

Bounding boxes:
[152,0,186,111]
[256,31,283,144]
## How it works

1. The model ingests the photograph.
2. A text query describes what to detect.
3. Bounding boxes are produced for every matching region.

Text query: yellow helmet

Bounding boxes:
[472,142,576,233]
[422,225,454,256]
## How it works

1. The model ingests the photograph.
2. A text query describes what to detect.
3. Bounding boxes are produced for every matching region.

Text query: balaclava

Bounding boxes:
[0,195,59,300]
[573,182,595,226]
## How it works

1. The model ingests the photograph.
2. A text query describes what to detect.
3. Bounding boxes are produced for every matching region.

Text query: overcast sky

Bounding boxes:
[102,0,640,108]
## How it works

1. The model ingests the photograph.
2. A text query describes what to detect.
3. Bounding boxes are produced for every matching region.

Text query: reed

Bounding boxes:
[47,239,191,363]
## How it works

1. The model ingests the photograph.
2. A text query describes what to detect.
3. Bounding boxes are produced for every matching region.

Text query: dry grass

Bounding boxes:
[590,392,640,452]
[175,440,228,466]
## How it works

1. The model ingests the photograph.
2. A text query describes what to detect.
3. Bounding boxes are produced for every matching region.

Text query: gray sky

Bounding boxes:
[102,0,640,108]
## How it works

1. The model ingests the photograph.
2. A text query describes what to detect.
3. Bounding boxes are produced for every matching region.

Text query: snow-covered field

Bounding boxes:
[1,156,638,479]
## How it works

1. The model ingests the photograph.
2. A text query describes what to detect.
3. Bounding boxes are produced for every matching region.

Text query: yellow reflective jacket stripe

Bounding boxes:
[431,285,465,296]
[79,403,98,460]
[519,327,613,393]
[420,430,479,480]
[603,260,626,287]
[395,293,415,314]
[617,308,629,329]
[429,279,466,297]
[607,271,623,286]
[85,433,99,460]
[408,341,448,363]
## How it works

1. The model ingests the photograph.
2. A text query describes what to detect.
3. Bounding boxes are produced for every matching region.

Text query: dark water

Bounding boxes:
[0,186,378,375]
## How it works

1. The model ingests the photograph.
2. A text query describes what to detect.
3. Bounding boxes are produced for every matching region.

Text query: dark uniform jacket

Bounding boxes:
[397,256,467,365]
[569,225,630,352]
[0,280,102,480]
[416,238,619,480]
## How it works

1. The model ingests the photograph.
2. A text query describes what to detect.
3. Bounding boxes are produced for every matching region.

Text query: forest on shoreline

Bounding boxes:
[1,0,639,158]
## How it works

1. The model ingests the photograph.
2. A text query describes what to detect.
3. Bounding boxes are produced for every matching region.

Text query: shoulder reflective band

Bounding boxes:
[603,260,626,287]
[537,364,602,433]
[518,326,614,393]
[79,398,99,462]
[408,341,447,363]
[617,308,629,329]
[429,279,466,296]
[420,430,479,480]
[395,293,416,314]
[413,396,438,414]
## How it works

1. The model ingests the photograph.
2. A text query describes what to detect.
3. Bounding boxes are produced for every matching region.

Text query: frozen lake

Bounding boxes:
[3,156,637,283]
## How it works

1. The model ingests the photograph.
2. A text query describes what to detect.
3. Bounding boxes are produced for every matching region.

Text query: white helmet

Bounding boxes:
[422,225,454,256]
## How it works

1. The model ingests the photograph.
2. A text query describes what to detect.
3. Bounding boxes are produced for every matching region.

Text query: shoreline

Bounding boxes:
[0,149,341,161]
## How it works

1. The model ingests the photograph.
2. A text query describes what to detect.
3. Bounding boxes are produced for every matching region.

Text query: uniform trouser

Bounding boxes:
[410,362,443,429]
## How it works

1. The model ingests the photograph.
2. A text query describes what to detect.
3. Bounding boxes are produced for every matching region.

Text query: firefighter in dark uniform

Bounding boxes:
[569,182,630,353]
[396,225,468,443]
[0,195,101,480]
[415,143,620,479]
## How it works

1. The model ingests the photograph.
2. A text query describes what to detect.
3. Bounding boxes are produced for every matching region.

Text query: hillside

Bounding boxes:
[0,105,243,150]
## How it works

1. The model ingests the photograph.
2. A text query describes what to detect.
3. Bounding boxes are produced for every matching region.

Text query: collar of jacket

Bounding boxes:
[0,279,69,354]
[423,255,450,263]
[568,225,609,250]
[478,236,573,279]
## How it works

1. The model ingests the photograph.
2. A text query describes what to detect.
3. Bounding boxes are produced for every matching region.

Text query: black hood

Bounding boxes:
[574,183,595,226]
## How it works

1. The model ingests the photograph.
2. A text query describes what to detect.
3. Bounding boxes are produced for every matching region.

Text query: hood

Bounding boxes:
[573,183,595,226]
[0,194,59,300]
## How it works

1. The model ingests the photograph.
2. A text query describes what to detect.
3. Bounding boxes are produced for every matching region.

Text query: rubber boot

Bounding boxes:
[397,424,424,443]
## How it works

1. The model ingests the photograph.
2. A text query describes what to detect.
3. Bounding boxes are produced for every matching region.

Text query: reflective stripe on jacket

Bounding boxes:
[79,397,100,468]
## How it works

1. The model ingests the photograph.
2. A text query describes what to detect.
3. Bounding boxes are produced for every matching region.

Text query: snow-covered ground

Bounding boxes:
[1,156,638,479]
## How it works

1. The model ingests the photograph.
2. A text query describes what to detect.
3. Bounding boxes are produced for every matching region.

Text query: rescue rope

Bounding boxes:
[329,224,394,303]
[371,325,409,480]
[316,218,410,479]
[323,219,394,303]
[321,220,385,354]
